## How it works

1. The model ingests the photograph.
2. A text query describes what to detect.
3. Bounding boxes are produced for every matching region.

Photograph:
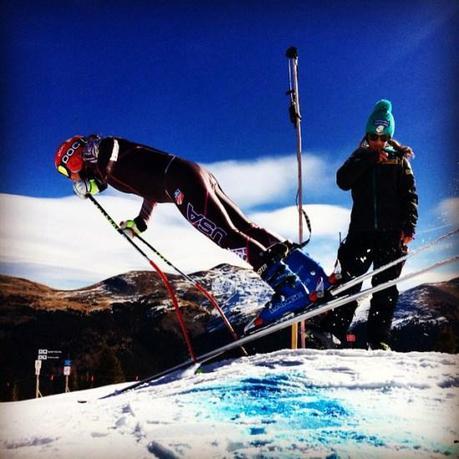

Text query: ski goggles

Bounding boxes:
[368,134,390,142]
[57,159,83,180]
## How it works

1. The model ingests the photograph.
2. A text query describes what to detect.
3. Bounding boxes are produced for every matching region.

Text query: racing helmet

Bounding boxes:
[54,135,88,179]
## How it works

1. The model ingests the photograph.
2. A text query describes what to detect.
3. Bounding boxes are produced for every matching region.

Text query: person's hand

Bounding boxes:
[72,179,101,199]
[119,220,142,238]
[401,231,414,245]
[73,179,91,199]
[377,151,389,163]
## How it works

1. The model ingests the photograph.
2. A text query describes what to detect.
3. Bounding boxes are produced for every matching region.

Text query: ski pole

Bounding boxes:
[135,234,247,355]
[87,194,197,363]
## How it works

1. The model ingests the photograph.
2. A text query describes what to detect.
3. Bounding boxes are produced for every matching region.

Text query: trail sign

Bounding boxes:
[37,349,62,360]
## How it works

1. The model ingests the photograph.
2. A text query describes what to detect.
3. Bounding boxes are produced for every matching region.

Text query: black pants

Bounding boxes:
[321,231,406,346]
[164,156,281,269]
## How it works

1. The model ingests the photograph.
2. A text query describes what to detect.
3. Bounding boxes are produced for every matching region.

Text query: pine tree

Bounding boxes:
[96,346,125,386]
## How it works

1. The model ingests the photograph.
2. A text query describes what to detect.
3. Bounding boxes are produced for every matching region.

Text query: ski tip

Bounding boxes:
[243,316,264,335]
[328,272,342,285]
[309,291,319,303]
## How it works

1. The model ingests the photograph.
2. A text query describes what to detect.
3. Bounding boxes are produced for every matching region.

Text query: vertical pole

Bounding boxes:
[286,46,304,349]
[64,361,72,393]
[35,359,42,398]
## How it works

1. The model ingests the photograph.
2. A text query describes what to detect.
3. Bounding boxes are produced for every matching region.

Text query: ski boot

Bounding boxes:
[285,246,341,303]
[244,244,310,333]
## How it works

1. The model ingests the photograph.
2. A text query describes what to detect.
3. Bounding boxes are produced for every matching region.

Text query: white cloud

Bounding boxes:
[437,197,459,227]
[0,193,232,288]
[250,205,350,241]
[204,154,332,208]
[1,177,456,290]
[0,193,348,289]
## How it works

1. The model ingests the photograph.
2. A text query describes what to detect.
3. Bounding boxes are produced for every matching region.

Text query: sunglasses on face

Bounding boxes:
[368,134,390,142]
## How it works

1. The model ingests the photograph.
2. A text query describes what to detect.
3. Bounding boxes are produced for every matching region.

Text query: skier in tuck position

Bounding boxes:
[316,100,418,350]
[54,135,332,330]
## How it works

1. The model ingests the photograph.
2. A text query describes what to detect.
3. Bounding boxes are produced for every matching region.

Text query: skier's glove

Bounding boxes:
[119,218,146,238]
[72,179,102,199]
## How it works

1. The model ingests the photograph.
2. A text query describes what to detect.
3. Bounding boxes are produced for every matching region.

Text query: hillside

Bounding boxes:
[0,268,457,401]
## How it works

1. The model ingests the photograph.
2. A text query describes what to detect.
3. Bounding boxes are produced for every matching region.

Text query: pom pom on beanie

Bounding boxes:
[365,99,395,137]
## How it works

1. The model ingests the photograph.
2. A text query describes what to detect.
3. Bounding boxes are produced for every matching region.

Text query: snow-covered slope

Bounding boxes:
[1,349,458,459]
[189,264,270,331]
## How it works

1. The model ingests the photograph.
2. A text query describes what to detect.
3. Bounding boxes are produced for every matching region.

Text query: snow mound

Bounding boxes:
[1,349,458,458]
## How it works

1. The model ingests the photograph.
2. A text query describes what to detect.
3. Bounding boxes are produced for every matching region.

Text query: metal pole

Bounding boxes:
[286,46,304,349]
[35,359,42,398]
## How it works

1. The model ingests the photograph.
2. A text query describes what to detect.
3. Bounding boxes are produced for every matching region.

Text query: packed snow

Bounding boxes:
[1,349,458,459]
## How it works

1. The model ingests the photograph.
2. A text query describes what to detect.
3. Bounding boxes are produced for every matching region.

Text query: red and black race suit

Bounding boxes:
[89,136,281,269]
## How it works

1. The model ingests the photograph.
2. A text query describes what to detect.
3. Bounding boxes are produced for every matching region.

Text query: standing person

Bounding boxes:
[319,99,418,350]
[54,135,330,328]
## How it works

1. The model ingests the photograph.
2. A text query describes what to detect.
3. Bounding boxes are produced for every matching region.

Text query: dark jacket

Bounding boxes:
[337,146,418,236]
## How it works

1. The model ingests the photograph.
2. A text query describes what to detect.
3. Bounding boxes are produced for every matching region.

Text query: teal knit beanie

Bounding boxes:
[365,99,395,137]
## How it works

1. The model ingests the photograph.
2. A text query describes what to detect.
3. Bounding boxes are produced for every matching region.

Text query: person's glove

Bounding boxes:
[119,218,146,238]
[72,179,102,199]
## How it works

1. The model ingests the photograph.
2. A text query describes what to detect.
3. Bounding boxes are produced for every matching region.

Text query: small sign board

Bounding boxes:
[46,350,63,360]
[37,349,62,360]
[64,360,72,367]
[35,360,42,375]
[63,366,71,376]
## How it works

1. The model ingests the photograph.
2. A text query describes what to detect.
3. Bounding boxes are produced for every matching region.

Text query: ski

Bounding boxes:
[330,228,458,297]
[94,254,458,400]
[94,351,226,401]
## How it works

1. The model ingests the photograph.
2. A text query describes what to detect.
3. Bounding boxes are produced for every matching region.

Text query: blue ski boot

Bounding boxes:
[285,246,340,302]
[244,244,310,333]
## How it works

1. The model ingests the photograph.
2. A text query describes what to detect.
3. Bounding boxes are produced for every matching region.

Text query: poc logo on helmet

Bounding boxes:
[61,141,83,164]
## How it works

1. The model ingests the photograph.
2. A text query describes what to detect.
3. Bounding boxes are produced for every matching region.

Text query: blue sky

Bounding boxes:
[0,0,458,287]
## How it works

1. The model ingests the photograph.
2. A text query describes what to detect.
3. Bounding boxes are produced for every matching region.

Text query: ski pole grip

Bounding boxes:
[286,46,298,59]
